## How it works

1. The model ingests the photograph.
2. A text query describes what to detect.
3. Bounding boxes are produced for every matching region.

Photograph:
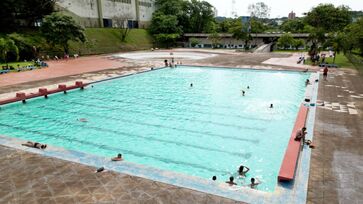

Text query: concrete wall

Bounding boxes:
[138,0,155,28]
[57,0,99,19]
[56,0,155,28]
[102,0,136,20]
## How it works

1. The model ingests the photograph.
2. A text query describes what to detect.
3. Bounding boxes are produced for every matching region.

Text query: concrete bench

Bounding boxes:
[278,104,309,182]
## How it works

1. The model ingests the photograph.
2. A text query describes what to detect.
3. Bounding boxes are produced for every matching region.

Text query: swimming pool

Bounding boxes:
[0,66,310,192]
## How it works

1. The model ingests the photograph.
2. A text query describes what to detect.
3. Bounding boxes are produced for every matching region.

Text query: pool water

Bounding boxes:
[0,66,310,191]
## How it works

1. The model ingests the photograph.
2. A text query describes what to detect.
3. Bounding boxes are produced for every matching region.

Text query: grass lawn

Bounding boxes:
[0,61,36,70]
[305,53,355,68]
[69,28,153,55]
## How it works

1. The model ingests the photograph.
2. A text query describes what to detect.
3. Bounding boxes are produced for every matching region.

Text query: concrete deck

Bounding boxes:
[307,68,363,204]
[0,49,362,203]
[0,145,242,204]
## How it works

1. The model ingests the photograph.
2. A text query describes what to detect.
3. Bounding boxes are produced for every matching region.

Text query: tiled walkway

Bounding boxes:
[0,146,242,204]
[1,51,362,203]
[307,68,363,204]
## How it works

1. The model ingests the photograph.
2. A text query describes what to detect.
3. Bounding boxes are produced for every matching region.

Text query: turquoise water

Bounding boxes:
[0,66,309,191]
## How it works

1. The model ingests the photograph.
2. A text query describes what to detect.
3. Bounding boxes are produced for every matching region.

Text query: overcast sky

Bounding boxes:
[205,0,363,18]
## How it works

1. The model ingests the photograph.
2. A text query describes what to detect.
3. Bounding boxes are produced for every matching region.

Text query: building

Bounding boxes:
[55,0,156,28]
[288,11,296,19]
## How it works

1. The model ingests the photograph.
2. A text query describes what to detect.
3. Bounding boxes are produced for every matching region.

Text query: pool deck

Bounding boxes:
[0,50,362,203]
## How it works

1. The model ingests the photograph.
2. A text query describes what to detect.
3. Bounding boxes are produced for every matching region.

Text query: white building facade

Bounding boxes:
[56,0,155,28]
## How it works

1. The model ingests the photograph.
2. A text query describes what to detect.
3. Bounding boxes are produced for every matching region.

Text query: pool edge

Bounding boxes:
[0,67,320,204]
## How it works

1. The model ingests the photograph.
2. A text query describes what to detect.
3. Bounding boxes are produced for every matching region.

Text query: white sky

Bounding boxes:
[205,0,363,18]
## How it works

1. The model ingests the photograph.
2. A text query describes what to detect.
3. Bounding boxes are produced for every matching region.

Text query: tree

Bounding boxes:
[277,34,294,49]
[149,12,182,47]
[305,4,352,33]
[344,18,363,56]
[41,13,86,54]
[217,18,234,33]
[248,2,271,19]
[149,12,182,35]
[305,4,352,60]
[0,0,55,32]
[0,38,19,65]
[112,13,133,42]
[190,38,200,47]
[250,19,268,33]
[281,19,306,33]
[208,32,221,48]
[19,0,55,27]
[229,19,251,48]
[154,34,180,48]
[187,0,215,33]
[292,39,305,50]
[152,0,215,35]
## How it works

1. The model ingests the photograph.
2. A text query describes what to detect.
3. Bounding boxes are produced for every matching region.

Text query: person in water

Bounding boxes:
[212,176,217,181]
[190,83,193,87]
[78,118,88,122]
[305,79,311,86]
[22,141,47,149]
[226,176,237,186]
[249,178,261,189]
[111,153,123,161]
[242,90,245,96]
[238,165,250,176]
[270,104,274,108]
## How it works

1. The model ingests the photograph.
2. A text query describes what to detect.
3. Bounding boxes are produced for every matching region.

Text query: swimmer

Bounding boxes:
[270,104,273,108]
[190,83,193,87]
[305,79,311,86]
[238,165,250,176]
[249,178,261,189]
[212,176,217,181]
[111,153,123,161]
[242,90,245,96]
[22,141,47,149]
[247,86,250,89]
[78,118,88,122]
[226,176,237,186]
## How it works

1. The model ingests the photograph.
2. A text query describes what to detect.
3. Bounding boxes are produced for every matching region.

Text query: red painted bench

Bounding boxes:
[0,81,86,106]
[278,104,309,182]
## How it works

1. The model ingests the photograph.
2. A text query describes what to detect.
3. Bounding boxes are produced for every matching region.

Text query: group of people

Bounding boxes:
[164,59,182,68]
[241,86,250,96]
[212,165,261,189]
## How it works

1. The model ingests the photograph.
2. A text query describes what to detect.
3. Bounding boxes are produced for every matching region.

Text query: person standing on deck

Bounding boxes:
[323,66,329,81]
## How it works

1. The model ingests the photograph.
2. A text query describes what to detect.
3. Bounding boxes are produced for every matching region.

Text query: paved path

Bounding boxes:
[0,56,127,87]
[0,145,242,204]
[307,68,363,204]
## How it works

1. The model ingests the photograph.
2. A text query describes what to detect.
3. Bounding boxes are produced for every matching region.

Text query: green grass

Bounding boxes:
[0,62,35,67]
[69,28,153,55]
[0,61,37,71]
[305,53,355,68]
[2,28,153,58]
